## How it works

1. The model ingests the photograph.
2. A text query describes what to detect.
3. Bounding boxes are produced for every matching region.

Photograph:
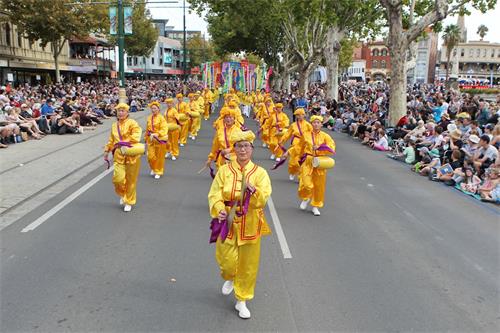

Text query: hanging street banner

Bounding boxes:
[124,6,133,35]
[109,7,117,35]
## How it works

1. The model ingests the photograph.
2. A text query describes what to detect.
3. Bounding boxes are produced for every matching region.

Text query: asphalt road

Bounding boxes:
[1,113,499,332]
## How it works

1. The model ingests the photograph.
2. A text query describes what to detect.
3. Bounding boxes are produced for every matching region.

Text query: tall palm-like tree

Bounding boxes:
[477,24,488,41]
[442,24,461,82]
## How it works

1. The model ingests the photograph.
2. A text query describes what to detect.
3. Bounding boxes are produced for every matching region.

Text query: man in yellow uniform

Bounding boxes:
[295,115,336,216]
[265,102,289,162]
[279,108,312,181]
[164,98,181,160]
[208,129,272,319]
[206,108,244,168]
[145,101,169,179]
[258,97,273,148]
[176,93,190,146]
[104,103,143,212]
[203,88,214,120]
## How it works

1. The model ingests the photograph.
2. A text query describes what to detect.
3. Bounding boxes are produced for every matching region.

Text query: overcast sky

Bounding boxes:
[148,2,499,45]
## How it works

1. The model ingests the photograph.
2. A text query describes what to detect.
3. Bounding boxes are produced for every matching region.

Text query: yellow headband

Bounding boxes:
[310,115,323,123]
[165,98,174,103]
[230,130,256,144]
[148,101,161,109]
[294,108,305,116]
[115,102,130,111]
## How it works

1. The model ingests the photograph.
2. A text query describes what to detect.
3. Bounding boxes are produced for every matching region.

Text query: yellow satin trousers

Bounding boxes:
[215,237,261,301]
[298,157,327,208]
[147,143,167,176]
[113,160,141,205]
[167,129,180,157]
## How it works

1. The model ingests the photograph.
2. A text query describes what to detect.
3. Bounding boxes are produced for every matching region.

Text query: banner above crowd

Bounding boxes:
[201,61,271,93]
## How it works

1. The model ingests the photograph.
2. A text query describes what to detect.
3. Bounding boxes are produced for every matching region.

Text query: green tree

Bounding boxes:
[477,24,488,40]
[1,0,107,82]
[187,35,215,68]
[339,38,358,72]
[380,0,496,126]
[118,1,157,57]
[443,24,461,81]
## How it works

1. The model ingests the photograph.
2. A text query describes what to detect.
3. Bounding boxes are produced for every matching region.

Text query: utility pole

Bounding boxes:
[183,0,187,84]
[117,0,127,102]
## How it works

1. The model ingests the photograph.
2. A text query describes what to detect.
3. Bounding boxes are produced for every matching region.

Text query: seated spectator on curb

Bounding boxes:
[56,112,81,135]
[404,119,425,140]
[473,135,498,176]
[370,128,390,151]
[479,167,500,202]
[6,107,44,139]
[388,138,416,164]
[418,147,441,176]
[40,99,55,116]
[437,150,463,184]
[461,134,480,161]
[459,167,481,194]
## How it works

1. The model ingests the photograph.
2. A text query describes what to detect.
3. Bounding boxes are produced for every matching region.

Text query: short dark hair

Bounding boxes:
[480,134,490,144]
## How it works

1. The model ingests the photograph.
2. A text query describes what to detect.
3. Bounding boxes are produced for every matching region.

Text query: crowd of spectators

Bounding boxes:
[277,80,500,204]
[0,79,204,148]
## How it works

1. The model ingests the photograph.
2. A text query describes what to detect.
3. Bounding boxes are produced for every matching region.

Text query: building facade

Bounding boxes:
[355,41,391,82]
[407,30,439,84]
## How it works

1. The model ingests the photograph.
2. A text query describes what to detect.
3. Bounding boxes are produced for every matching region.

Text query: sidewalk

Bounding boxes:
[0,111,148,230]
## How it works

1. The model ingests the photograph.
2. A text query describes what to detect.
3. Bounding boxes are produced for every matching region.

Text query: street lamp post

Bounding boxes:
[117,0,127,102]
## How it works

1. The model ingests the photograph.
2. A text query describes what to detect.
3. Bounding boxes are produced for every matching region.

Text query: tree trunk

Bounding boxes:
[386,6,407,127]
[52,39,66,83]
[298,70,308,94]
[325,27,344,101]
[389,47,407,126]
[445,53,450,82]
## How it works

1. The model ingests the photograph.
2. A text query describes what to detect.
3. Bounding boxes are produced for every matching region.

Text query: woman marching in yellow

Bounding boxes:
[203,88,214,120]
[208,129,272,319]
[294,115,336,216]
[145,101,168,179]
[176,93,190,146]
[104,103,143,212]
[188,93,202,140]
[164,98,181,161]
[264,102,289,162]
[279,108,312,181]
[206,108,243,169]
[258,97,273,148]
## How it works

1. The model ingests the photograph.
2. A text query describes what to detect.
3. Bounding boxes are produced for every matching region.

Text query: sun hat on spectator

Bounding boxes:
[447,123,457,132]
[418,147,430,154]
[450,129,462,140]
[417,119,424,126]
[468,135,480,144]
[429,149,440,158]
[457,112,470,119]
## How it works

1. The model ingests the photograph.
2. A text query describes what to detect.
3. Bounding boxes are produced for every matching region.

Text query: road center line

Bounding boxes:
[267,196,292,259]
[21,167,114,233]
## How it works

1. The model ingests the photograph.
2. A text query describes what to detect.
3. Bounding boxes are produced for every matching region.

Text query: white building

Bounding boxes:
[347,60,366,82]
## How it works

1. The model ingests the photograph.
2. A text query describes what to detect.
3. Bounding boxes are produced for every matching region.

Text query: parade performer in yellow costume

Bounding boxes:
[213,101,245,131]
[176,93,190,146]
[295,115,336,216]
[279,108,312,181]
[264,102,289,162]
[208,129,272,319]
[258,97,273,148]
[104,103,143,212]
[203,88,214,120]
[145,101,168,179]
[164,98,181,160]
[188,93,202,140]
[206,108,244,168]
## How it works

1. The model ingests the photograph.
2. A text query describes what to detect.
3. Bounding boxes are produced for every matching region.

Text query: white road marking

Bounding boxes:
[267,197,292,259]
[21,167,113,233]
[367,183,374,188]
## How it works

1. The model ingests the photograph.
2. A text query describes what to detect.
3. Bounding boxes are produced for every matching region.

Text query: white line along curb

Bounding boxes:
[267,197,292,259]
[21,167,114,233]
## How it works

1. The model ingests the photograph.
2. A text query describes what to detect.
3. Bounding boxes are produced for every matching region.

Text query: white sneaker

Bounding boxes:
[270,154,275,160]
[312,207,321,216]
[221,280,234,295]
[123,204,132,212]
[235,301,251,319]
[180,143,185,147]
[150,170,155,176]
[119,197,124,206]
[171,156,177,161]
[165,152,171,159]
[289,174,295,181]
[275,157,281,162]
[154,174,160,179]
[299,199,310,210]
